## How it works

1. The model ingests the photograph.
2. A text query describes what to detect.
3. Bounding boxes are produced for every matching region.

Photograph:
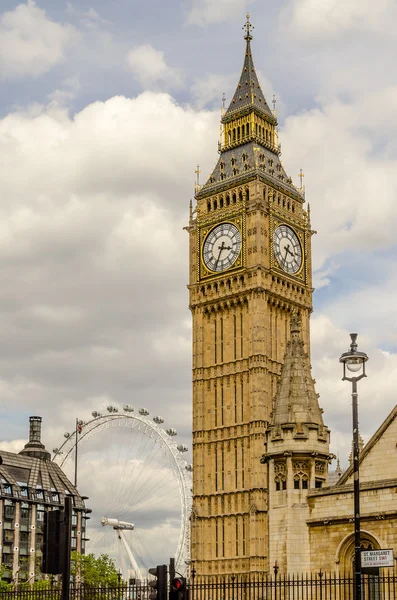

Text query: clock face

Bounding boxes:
[203,223,241,272]
[273,225,302,274]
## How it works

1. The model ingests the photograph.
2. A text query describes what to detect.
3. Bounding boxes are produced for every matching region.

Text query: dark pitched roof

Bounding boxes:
[199,141,297,197]
[223,39,274,123]
[0,449,85,508]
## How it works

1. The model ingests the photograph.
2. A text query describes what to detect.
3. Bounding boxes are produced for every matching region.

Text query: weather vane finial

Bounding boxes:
[243,13,253,41]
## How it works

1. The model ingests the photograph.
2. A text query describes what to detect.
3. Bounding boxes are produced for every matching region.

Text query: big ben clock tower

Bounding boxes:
[188,16,314,576]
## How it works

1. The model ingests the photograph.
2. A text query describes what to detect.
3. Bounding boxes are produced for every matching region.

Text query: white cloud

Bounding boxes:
[191,73,235,109]
[0,0,76,79]
[0,91,218,448]
[126,45,183,90]
[0,439,27,453]
[310,314,397,467]
[280,91,397,271]
[186,0,254,26]
[282,0,396,39]
[47,76,81,106]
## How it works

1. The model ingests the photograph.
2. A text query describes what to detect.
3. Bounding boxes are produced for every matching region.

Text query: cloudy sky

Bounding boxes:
[1,0,397,569]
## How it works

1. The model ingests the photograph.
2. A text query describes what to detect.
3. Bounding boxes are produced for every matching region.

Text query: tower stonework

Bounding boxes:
[188,18,314,575]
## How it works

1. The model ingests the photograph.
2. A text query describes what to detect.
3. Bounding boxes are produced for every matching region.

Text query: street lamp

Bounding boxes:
[339,333,368,600]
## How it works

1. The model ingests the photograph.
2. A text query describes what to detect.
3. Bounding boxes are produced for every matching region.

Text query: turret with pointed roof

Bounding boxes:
[263,311,330,448]
[271,311,326,433]
[261,313,332,574]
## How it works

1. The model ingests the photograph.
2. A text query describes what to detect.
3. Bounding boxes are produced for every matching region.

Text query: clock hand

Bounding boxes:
[215,241,226,269]
[285,244,294,257]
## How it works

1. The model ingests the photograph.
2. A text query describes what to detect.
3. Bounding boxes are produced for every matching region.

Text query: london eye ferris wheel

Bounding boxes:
[52,404,192,577]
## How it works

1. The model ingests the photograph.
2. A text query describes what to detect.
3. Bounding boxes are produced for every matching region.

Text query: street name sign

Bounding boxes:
[361,549,394,568]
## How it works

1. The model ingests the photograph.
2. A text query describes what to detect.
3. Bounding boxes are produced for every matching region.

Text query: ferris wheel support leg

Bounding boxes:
[118,529,144,582]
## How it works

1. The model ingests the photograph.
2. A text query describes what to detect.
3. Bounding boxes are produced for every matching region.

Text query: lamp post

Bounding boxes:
[339,333,368,600]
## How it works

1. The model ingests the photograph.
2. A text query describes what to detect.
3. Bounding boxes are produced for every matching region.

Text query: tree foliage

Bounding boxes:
[71,551,120,586]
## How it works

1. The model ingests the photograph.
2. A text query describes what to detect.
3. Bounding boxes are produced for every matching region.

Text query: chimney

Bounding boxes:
[19,416,51,460]
[29,416,42,444]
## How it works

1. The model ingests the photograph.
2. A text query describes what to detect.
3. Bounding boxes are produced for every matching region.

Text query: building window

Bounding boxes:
[315,479,323,489]
[4,504,15,519]
[20,507,29,519]
[220,317,224,362]
[214,319,217,363]
[241,445,245,488]
[274,461,287,491]
[3,530,13,542]
[234,379,238,424]
[221,444,225,490]
[220,383,224,427]
[215,446,218,492]
[293,460,309,490]
[235,443,238,488]
[242,517,247,556]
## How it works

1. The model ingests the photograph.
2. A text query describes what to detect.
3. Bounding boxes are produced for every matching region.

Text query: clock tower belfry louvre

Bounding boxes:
[188,16,314,576]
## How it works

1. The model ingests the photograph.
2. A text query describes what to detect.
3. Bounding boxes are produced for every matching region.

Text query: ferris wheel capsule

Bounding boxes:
[123,405,134,412]
[185,464,193,472]
[166,428,177,436]
[139,408,149,416]
[153,416,164,424]
[91,411,100,418]
[177,444,188,453]
[64,432,70,438]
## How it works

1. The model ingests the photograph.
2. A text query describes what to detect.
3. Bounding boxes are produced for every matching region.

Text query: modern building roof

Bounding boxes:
[0,416,85,509]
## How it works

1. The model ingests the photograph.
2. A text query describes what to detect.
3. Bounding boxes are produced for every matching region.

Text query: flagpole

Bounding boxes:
[74,417,78,488]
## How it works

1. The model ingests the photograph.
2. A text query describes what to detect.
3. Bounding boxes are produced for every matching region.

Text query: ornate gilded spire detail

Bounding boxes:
[223,16,273,121]
[243,13,254,41]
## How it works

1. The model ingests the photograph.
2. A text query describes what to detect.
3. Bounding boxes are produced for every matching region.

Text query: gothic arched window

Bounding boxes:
[293,460,309,490]
[274,461,287,491]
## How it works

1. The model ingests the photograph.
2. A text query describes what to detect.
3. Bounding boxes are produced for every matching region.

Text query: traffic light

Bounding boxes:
[41,509,66,574]
[148,564,167,600]
[171,576,187,600]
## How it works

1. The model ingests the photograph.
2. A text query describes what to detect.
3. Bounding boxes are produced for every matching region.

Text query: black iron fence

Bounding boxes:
[1,572,397,600]
[0,582,151,600]
[189,571,397,600]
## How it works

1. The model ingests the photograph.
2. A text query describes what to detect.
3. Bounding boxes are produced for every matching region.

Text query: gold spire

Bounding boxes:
[194,164,201,194]
[243,13,254,41]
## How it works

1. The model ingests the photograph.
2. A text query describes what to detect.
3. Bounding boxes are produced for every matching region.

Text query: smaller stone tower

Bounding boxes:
[261,312,333,573]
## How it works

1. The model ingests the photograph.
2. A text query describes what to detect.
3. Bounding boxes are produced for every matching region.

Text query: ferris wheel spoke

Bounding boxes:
[131,466,179,510]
